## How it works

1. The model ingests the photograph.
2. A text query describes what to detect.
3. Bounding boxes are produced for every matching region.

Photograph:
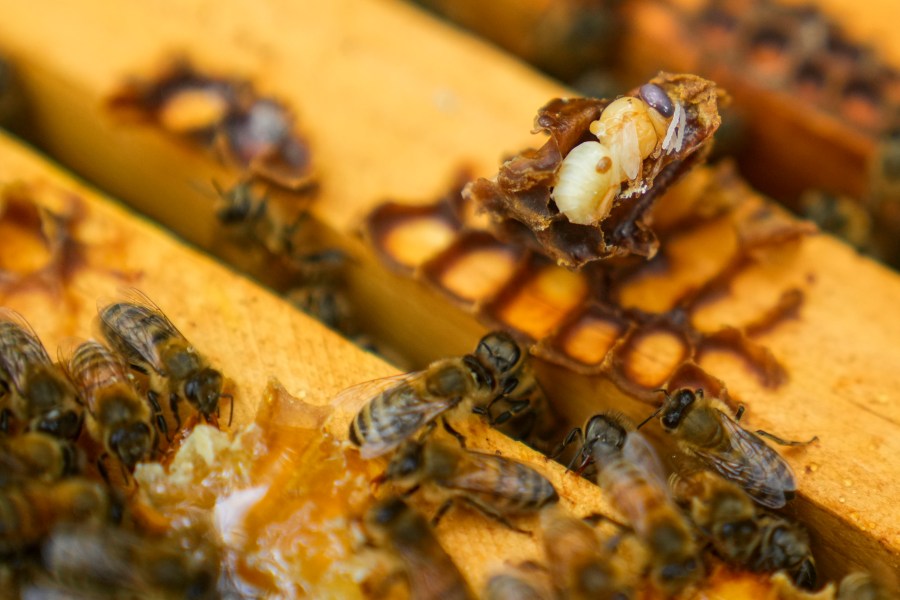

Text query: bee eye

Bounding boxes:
[639,83,675,118]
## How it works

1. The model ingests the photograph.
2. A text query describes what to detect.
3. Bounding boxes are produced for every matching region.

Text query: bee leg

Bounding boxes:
[490,400,531,426]
[792,558,818,590]
[169,393,182,430]
[472,405,494,424]
[755,429,819,446]
[399,484,421,498]
[430,498,456,528]
[551,427,583,468]
[441,417,467,449]
[147,391,170,443]
[735,404,745,421]
[119,459,131,485]
[96,453,111,486]
[463,500,529,535]
[582,511,631,534]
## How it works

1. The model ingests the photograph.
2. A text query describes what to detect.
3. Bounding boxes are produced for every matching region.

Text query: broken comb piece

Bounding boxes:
[464,72,724,269]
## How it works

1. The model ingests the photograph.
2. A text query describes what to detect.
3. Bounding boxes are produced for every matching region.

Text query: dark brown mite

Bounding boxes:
[640,388,816,509]
[639,83,675,118]
[363,496,475,600]
[378,438,558,531]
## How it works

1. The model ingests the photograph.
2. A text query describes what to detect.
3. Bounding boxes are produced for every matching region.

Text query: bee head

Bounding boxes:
[110,421,153,469]
[793,558,818,590]
[583,414,628,461]
[654,556,701,594]
[35,407,83,441]
[184,368,223,416]
[475,331,521,376]
[719,519,759,558]
[660,388,698,431]
[385,440,425,481]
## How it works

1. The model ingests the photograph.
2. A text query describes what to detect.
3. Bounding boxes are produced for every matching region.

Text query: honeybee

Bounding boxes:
[552,82,685,225]
[0,309,83,439]
[671,470,817,589]
[61,340,156,470]
[378,438,558,530]
[751,514,816,589]
[0,477,110,554]
[344,331,544,459]
[472,331,558,447]
[640,388,816,509]
[539,506,633,600]
[580,413,701,595]
[0,431,80,487]
[669,470,758,565]
[363,496,475,600]
[97,290,232,431]
[41,523,218,599]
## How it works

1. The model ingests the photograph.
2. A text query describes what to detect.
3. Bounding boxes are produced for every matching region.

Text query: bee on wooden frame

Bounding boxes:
[472,331,558,449]
[97,290,232,435]
[41,522,218,599]
[0,308,83,440]
[342,331,546,459]
[671,470,816,589]
[639,388,817,509]
[539,506,634,600]
[377,438,557,531]
[573,412,701,595]
[61,340,157,475]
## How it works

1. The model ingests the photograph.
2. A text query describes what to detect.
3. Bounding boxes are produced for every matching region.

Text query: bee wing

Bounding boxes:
[57,339,129,400]
[96,289,183,372]
[622,431,667,490]
[696,412,796,509]
[331,372,414,415]
[400,543,471,600]
[617,117,642,180]
[438,451,509,494]
[335,371,459,459]
[0,308,52,393]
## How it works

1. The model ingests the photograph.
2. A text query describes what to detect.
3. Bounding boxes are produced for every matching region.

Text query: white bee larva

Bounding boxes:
[552,141,620,226]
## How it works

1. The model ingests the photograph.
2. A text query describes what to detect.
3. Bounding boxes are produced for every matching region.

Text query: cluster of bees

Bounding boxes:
[343,332,886,598]
[0,291,229,597]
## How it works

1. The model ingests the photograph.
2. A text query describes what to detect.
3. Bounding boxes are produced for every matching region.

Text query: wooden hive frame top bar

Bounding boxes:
[0,0,897,587]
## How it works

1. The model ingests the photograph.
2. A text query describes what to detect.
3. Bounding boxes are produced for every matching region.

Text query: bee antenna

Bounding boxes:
[636,406,663,430]
[653,388,671,399]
